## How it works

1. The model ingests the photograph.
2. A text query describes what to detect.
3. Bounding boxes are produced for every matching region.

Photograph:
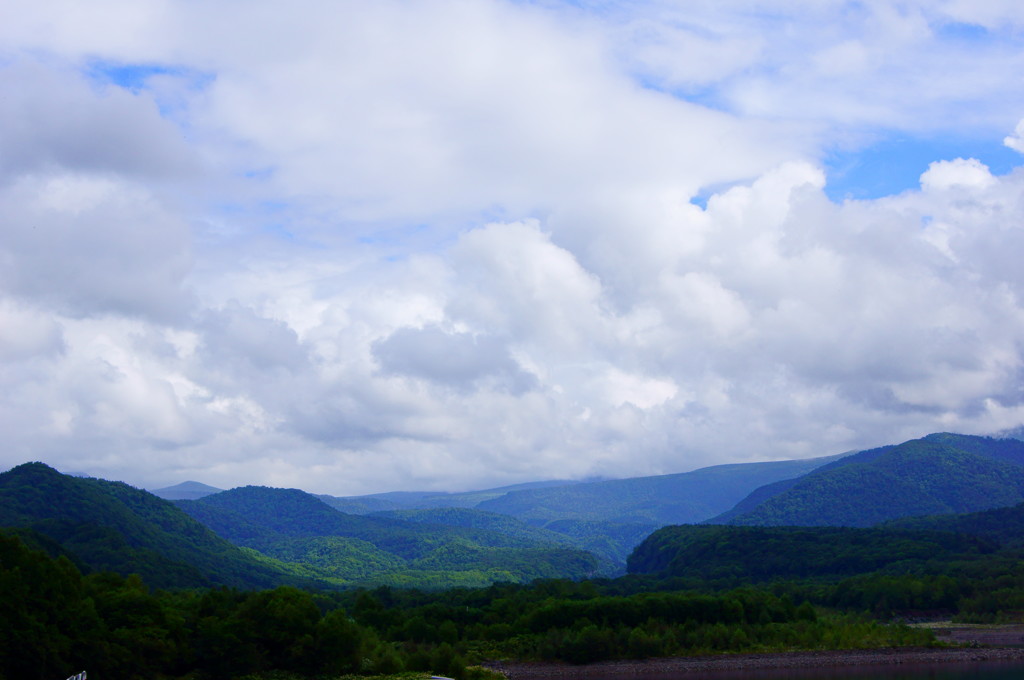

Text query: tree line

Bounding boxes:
[1,530,940,680]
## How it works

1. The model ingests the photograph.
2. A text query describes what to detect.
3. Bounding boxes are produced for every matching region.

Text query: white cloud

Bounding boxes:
[938,0,1024,30]
[921,158,996,191]
[0,59,195,180]
[0,2,1023,493]
[1006,119,1024,153]
[373,325,537,394]
[0,173,194,322]
[0,299,65,363]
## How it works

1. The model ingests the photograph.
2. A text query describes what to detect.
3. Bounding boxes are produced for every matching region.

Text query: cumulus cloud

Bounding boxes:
[1006,119,1024,153]
[0,60,195,180]
[921,158,997,191]
[373,325,537,394]
[0,173,194,322]
[1,1,1024,493]
[0,300,65,363]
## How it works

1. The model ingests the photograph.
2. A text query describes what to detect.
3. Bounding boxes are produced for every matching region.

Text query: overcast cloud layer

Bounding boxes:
[3,1,1024,494]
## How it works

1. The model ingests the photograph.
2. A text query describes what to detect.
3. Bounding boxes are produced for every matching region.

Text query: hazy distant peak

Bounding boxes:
[151,481,224,501]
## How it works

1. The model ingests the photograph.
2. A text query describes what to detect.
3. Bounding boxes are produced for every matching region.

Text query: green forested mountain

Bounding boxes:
[371,507,586,548]
[719,435,1024,527]
[922,432,1024,465]
[367,507,650,566]
[178,486,612,587]
[711,476,806,523]
[474,455,845,525]
[179,486,446,559]
[537,519,659,565]
[0,463,308,589]
[883,500,1024,548]
[627,524,995,582]
[307,456,848,567]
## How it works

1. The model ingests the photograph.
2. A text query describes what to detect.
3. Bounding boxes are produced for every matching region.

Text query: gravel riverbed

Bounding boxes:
[486,644,1024,679]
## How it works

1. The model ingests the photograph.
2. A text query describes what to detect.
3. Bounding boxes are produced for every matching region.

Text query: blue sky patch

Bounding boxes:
[86,60,213,93]
[935,21,991,42]
[824,134,1023,202]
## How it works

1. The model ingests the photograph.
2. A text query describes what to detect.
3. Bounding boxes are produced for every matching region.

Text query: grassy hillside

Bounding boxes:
[722,436,1024,527]
[475,455,845,526]
[0,463,309,589]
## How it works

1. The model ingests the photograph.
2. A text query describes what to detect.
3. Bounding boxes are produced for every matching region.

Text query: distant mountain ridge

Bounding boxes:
[474,455,848,526]
[319,480,581,514]
[311,454,848,564]
[153,453,850,531]
[151,480,224,500]
[717,434,1024,527]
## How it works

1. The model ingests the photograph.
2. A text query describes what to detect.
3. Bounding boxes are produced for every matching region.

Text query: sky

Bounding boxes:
[2,1,1024,495]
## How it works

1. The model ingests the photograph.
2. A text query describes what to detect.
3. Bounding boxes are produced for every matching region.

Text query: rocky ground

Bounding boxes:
[486,627,1024,679]
[929,623,1024,647]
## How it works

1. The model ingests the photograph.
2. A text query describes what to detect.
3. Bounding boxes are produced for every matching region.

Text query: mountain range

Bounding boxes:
[6,431,1024,591]
[174,485,611,588]
[156,452,846,565]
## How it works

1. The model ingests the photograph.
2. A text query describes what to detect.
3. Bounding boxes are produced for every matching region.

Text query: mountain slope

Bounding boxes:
[627,524,995,581]
[721,436,1024,527]
[475,455,846,526]
[0,463,307,589]
[179,485,612,585]
[366,507,645,566]
[883,500,1024,548]
[179,486,441,559]
[371,507,586,547]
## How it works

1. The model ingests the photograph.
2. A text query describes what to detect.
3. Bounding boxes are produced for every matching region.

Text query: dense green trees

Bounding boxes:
[0,528,946,679]
[0,463,313,590]
[177,485,613,586]
[628,524,995,582]
[0,532,99,679]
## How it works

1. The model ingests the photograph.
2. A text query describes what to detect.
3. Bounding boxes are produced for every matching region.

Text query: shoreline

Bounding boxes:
[486,646,1024,678]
